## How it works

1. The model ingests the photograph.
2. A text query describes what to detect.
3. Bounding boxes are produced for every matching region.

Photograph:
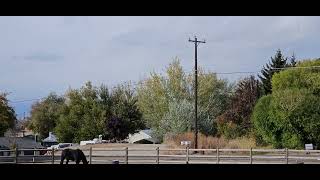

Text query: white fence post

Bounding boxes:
[33,148,35,164]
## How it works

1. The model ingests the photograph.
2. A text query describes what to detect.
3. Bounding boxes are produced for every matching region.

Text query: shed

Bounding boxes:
[128,129,159,144]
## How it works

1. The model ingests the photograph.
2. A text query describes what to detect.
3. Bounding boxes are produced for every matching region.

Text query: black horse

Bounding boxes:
[60,148,88,164]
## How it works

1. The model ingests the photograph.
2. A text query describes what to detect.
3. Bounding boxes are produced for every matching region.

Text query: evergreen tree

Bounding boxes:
[258,49,288,95]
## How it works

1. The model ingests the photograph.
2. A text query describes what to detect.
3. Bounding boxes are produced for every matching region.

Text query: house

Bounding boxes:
[0,137,44,156]
[41,132,58,148]
[128,129,159,144]
[4,127,35,139]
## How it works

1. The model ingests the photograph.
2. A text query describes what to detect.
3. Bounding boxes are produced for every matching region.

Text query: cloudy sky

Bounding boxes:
[1,16,320,118]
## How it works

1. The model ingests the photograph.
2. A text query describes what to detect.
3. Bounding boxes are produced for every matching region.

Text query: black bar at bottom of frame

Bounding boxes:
[0,164,319,179]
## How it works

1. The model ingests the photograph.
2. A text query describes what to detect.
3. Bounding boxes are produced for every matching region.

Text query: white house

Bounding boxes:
[128,129,159,144]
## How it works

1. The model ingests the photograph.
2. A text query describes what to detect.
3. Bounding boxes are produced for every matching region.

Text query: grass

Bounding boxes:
[163,132,272,155]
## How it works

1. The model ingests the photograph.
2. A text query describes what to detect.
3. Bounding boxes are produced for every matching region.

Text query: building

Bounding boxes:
[128,129,159,144]
[0,136,44,156]
[41,132,58,148]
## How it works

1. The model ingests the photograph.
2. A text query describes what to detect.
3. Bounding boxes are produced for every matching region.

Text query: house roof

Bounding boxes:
[0,145,10,150]
[0,137,44,149]
[141,129,152,136]
[128,129,158,144]
[42,132,58,143]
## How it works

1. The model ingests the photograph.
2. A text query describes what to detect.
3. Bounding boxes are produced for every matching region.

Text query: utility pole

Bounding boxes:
[189,36,205,149]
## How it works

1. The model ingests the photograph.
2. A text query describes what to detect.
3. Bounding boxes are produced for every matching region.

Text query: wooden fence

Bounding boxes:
[1,147,320,164]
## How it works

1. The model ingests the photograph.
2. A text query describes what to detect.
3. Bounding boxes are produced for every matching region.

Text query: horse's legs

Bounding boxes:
[76,159,80,164]
[66,159,69,164]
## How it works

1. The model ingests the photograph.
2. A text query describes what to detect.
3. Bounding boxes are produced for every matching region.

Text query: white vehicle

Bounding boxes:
[47,143,73,150]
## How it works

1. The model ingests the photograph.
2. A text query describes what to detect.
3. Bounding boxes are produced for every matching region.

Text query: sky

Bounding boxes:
[1,16,320,119]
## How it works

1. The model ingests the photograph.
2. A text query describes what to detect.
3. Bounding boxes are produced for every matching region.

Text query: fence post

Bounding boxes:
[51,149,54,164]
[216,148,219,164]
[285,148,288,164]
[15,147,18,164]
[89,147,92,164]
[33,148,35,164]
[186,146,189,164]
[250,148,252,164]
[125,147,128,164]
[156,147,159,164]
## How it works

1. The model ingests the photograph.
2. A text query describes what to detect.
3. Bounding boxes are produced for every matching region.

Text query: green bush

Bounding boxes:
[252,59,320,149]
[217,121,242,139]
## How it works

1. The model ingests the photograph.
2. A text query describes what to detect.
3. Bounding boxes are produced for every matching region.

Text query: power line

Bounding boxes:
[10,98,43,104]
[7,65,320,104]
[271,66,320,70]
[216,71,259,74]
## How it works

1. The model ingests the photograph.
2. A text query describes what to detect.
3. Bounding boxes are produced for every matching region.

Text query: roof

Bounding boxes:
[128,129,159,144]
[0,137,44,149]
[0,145,10,150]
[42,132,58,143]
[141,129,152,136]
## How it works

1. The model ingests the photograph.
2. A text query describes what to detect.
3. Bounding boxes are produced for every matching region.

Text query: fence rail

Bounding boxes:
[1,147,320,164]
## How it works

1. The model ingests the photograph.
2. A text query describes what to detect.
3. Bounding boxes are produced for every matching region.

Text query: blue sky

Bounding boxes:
[1,16,320,118]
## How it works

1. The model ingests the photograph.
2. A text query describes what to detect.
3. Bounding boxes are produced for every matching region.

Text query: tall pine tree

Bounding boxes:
[258,49,288,95]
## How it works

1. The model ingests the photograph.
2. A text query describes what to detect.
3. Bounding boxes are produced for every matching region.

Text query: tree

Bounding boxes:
[29,93,65,139]
[258,49,288,95]
[253,59,320,149]
[105,84,145,141]
[137,59,190,129]
[137,58,230,140]
[55,82,145,143]
[154,99,193,140]
[217,76,261,138]
[55,82,105,143]
[0,92,16,136]
[105,117,127,141]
